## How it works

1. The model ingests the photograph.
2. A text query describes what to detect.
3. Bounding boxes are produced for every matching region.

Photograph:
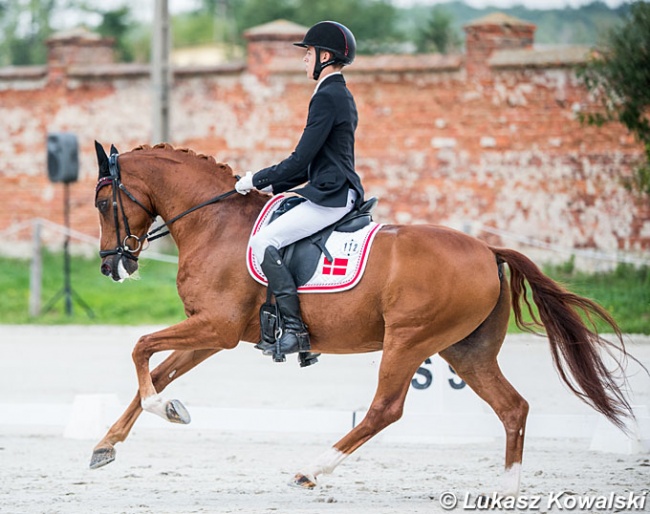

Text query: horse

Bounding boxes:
[91,141,633,495]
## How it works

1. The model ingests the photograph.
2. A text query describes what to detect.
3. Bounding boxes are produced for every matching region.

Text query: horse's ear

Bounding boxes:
[95,140,110,179]
[110,144,119,156]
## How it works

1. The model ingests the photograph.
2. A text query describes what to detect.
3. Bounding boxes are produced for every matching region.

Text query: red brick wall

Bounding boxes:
[0,18,647,265]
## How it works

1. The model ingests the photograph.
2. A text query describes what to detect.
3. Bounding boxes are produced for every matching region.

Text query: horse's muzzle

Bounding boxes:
[100,255,138,282]
[101,262,112,277]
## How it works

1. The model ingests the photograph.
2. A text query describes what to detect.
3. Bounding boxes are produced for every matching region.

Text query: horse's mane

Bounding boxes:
[132,143,221,167]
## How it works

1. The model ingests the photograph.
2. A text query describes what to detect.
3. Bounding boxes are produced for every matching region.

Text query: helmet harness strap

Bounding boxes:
[312,47,338,81]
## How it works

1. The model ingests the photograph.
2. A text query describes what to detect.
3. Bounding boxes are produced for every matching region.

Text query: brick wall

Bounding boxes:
[0,18,647,266]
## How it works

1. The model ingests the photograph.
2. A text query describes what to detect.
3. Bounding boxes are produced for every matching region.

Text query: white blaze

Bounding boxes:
[117,259,130,282]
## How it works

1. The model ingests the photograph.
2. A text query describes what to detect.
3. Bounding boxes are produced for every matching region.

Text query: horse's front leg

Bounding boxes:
[133,317,238,422]
[90,347,220,469]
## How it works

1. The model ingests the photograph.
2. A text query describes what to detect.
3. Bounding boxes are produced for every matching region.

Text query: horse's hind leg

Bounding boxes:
[293,333,428,488]
[440,281,529,496]
[442,353,528,495]
[90,348,219,469]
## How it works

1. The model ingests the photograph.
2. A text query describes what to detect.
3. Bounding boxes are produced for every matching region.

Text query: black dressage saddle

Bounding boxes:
[268,195,378,287]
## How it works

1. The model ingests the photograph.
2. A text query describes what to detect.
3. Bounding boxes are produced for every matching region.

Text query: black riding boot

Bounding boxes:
[260,246,319,366]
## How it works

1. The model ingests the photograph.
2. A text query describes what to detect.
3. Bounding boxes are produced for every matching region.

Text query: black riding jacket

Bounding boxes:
[252,73,364,208]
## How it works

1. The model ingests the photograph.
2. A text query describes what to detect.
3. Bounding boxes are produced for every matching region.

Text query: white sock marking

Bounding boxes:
[502,463,522,497]
[141,393,169,420]
[300,447,348,482]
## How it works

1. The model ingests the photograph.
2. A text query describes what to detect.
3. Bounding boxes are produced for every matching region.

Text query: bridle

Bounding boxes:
[95,152,238,262]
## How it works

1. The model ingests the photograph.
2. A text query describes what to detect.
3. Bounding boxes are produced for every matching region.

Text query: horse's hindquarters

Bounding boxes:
[299,225,502,355]
[378,225,501,348]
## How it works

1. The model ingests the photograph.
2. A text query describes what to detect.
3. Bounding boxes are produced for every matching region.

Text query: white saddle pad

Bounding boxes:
[246,195,382,293]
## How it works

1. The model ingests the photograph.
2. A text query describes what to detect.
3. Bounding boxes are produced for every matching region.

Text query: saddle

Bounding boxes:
[257,196,378,359]
[271,196,378,287]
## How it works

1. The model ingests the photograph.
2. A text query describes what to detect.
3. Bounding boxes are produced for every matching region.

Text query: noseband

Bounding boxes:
[96,152,238,262]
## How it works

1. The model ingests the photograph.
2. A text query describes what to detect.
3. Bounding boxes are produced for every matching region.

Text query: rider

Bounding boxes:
[235,21,365,358]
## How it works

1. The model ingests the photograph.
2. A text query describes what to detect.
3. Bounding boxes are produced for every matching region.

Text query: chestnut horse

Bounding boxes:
[91,142,632,494]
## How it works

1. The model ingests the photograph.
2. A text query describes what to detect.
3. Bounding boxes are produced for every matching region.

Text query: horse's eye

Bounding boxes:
[97,199,109,213]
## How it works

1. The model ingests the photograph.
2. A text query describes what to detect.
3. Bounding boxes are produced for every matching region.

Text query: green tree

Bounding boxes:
[415,7,461,54]
[94,7,135,61]
[0,0,57,65]
[0,0,138,65]
[229,0,296,33]
[74,4,148,63]
[229,0,400,54]
[578,1,650,196]
[292,0,399,53]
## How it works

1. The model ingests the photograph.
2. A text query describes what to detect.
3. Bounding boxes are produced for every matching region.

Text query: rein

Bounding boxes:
[96,152,238,261]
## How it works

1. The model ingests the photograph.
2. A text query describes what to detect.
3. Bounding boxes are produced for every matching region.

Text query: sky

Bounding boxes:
[392,0,630,7]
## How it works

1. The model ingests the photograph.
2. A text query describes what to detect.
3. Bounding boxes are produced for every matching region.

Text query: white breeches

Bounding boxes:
[250,190,356,263]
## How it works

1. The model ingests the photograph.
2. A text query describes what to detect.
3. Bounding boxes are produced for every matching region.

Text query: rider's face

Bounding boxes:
[303,46,331,80]
[304,46,316,79]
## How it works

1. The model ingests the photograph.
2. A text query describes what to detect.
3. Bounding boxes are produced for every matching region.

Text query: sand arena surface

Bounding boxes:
[0,326,649,514]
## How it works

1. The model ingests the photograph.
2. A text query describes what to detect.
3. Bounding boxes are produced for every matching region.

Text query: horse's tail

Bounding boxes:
[491,246,633,431]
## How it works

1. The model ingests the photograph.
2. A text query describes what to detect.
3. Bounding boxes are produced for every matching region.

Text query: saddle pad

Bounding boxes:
[246,195,382,293]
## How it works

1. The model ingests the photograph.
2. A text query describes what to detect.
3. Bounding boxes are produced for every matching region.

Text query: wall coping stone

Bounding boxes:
[0,65,47,80]
[267,53,463,75]
[59,61,247,80]
[243,19,308,41]
[464,12,536,29]
[489,45,590,68]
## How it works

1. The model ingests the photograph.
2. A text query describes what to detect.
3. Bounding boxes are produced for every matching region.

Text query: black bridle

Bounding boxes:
[96,152,238,262]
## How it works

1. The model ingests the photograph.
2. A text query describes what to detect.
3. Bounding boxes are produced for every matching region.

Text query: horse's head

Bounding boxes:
[94,141,157,282]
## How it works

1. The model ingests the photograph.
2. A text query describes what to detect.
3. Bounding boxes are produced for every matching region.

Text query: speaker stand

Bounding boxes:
[43,182,94,318]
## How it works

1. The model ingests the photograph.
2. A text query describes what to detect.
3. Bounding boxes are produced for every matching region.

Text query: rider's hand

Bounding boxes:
[235,171,254,195]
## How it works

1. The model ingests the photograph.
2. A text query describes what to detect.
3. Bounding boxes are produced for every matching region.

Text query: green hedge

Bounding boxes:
[0,253,648,333]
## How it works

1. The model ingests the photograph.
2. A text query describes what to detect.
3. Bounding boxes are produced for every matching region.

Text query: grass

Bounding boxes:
[0,252,648,333]
[0,251,185,325]
[506,259,650,334]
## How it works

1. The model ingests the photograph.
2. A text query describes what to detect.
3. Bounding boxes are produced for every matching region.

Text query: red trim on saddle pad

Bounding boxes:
[246,195,381,293]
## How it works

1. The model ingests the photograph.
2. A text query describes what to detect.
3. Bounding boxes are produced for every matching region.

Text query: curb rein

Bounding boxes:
[95,153,238,261]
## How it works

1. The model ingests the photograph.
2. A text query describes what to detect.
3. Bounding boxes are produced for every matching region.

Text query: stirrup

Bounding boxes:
[259,341,320,366]
[298,351,320,368]
[257,338,287,362]
[262,326,309,355]
[272,343,287,363]
[254,340,275,353]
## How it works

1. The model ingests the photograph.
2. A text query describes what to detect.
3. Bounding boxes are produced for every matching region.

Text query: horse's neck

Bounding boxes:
[146,160,265,254]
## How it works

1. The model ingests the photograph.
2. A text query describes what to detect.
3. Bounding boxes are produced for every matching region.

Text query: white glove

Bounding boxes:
[235,171,254,195]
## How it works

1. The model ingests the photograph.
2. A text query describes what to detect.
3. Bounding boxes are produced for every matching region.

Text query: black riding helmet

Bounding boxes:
[294,21,356,80]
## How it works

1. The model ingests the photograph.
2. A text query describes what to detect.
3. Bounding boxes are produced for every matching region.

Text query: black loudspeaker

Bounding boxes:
[47,132,79,183]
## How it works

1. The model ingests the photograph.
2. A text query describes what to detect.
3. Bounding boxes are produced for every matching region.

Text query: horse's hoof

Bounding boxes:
[89,446,116,469]
[166,399,191,424]
[291,473,317,489]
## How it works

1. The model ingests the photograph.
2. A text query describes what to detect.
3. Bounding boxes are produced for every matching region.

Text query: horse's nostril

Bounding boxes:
[101,263,112,277]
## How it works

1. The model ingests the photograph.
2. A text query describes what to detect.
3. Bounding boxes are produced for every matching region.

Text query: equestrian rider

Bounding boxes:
[235,21,365,358]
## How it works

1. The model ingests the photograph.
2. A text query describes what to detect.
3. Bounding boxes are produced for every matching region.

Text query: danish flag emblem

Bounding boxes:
[322,257,348,276]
